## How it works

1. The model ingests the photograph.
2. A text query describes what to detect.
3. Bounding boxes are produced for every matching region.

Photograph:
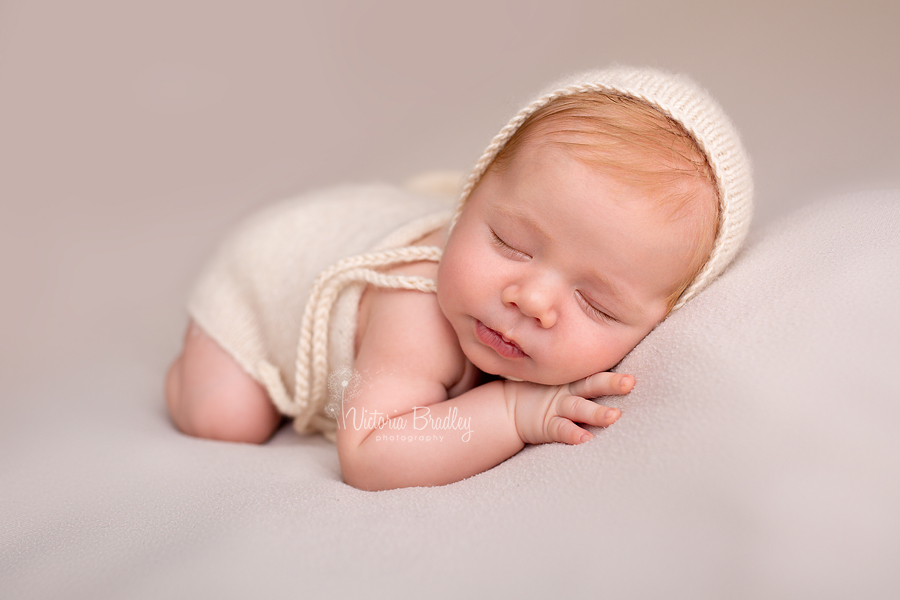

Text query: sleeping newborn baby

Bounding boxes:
[166,67,753,490]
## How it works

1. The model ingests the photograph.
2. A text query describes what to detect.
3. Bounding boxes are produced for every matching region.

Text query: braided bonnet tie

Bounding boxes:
[257,244,443,431]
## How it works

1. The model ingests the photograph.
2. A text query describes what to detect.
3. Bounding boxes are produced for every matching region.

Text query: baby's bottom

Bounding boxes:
[166,321,282,443]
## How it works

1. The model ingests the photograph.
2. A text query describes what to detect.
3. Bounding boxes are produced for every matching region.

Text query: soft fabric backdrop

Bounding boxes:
[2,1,898,598]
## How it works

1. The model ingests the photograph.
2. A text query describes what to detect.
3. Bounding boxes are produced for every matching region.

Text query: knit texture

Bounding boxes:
[452,66,753,310]
[187,185,452,437]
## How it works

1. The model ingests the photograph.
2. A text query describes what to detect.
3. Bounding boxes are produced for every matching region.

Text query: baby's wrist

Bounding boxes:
[496,379,526,441]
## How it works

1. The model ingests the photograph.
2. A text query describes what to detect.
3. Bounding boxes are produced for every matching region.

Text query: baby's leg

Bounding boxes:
[166,321,281,443]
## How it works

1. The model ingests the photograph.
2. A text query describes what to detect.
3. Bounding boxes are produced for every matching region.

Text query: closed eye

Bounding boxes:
[490,229,531,260]
[576,290,618,324]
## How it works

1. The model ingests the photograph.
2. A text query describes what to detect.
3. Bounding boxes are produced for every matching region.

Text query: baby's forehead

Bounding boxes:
[513,128,718,217]
[491,147,714,234]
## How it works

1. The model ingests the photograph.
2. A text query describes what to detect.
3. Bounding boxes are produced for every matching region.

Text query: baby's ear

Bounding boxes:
[404,171,465,199]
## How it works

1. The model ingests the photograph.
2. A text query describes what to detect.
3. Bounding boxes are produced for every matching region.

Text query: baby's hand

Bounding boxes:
[509,372,633,445]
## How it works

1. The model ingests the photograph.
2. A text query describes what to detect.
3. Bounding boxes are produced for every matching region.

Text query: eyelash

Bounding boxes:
[576,291,617,324]
[490,229,530,259]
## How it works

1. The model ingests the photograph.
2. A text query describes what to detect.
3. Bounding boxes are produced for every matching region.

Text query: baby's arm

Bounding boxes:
[337,286,631,491]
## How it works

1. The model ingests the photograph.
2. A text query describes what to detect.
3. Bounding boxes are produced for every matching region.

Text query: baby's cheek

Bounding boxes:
[436,250,470,298]
[434,267,462,321]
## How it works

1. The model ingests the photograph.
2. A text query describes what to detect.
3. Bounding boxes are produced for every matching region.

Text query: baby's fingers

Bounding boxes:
[546,415,594,445]
[556,394,621,430]
[568,372,634,400]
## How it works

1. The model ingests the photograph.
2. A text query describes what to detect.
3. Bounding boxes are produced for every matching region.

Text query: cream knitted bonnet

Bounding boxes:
[452,66,754,310]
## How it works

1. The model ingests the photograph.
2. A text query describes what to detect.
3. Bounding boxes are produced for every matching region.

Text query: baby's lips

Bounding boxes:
[475,320,529,359]
[497,330,524,353]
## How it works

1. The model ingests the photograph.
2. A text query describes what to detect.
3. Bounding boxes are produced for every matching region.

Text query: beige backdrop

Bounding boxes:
[2,2,899,598]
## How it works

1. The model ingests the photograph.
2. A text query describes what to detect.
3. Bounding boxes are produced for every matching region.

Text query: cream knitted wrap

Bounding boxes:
[452,66,754,310]
[187,185,452,438]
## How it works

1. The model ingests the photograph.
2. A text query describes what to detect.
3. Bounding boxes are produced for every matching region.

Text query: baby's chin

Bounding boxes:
[464,345,620,386]
[475,361,591,387]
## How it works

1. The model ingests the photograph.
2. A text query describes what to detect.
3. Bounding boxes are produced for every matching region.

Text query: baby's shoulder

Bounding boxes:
[355,267,469,397]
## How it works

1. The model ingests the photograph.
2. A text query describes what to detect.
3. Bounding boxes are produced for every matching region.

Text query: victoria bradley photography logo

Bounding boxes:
[327,368,474,442]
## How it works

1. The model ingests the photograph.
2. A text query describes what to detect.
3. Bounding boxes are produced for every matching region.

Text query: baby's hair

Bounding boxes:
[488,92,720,310]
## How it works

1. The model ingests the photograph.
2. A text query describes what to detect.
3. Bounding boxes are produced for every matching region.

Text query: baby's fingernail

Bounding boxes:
[621,375,634,390]
[605,408,620,420]
[580,433,592,443]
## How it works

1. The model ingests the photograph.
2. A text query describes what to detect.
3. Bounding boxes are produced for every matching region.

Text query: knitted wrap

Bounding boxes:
[452,66,754,311]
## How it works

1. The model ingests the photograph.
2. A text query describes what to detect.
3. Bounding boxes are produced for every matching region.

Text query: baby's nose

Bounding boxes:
[502,283,558,328]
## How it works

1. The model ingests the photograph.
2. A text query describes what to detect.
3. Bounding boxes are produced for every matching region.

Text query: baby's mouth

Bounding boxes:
[475,321,528,359]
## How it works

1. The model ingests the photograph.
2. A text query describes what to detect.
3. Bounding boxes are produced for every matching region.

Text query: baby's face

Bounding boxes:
[437,139,710,385]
